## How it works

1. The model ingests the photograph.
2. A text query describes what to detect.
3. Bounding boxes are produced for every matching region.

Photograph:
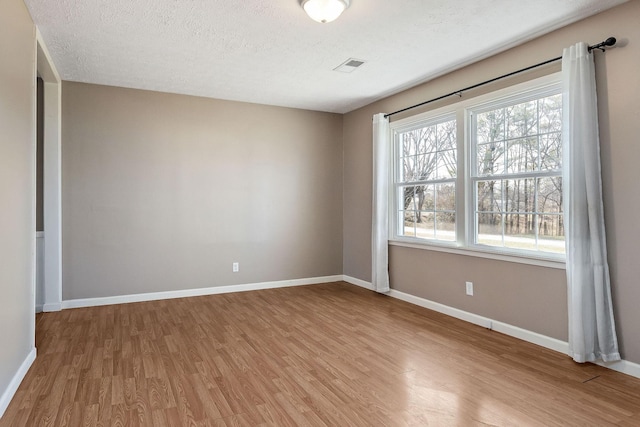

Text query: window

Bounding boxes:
[471,90,563,254]
[394,115,457,242]
[391,74,564,261]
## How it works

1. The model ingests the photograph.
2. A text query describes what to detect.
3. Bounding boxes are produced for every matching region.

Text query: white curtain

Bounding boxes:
[372,113,390,293]
[562,42,620,363]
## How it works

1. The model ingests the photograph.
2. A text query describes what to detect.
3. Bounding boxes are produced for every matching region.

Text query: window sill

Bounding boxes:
[388,239,566,270]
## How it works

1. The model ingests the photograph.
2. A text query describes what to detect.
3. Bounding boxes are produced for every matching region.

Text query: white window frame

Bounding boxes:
[389,73,565,269]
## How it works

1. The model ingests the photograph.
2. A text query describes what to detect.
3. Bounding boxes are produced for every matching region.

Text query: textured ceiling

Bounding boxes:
[26,0,626,113]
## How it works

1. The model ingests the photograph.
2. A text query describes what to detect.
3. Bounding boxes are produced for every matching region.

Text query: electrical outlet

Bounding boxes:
[232,262,239,273]
[465,281,474,296]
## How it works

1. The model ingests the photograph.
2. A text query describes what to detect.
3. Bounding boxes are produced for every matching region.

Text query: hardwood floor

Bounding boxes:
[2,282,640,426]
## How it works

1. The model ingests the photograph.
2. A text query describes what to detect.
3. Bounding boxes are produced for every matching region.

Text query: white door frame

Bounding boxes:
[36,29,62,312]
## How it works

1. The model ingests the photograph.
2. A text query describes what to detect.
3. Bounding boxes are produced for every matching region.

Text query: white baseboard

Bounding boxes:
[595,358,640,379]
[42,302,62,312]
[0,347,36,419]
[61,275,344,309]
[388,289,493,329]
[342,277,639,380]
[35,304,43,314]
[343,275,374,290]
[490,319,569,354]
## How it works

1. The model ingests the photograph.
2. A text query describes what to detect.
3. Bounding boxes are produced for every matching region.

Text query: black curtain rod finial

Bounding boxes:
[588,37,616,52]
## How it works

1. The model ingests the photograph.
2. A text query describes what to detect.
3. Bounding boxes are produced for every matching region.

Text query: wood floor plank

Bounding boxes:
[3,282,640,426]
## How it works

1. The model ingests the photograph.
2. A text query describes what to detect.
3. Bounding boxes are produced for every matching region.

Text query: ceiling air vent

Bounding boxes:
[334,58,366,73]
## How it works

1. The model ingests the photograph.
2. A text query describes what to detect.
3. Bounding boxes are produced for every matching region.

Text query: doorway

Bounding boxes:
[35,77,44,312]
[35,30,62,314]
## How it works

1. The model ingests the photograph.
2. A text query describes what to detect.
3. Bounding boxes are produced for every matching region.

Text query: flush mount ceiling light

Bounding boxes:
[301,0,351,23]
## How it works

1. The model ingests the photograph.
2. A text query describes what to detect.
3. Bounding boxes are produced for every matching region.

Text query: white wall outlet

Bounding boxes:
[465,281,474,296]
[232,262,239,273]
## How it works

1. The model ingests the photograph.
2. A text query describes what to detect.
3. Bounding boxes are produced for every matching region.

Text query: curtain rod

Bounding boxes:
[384,37,617,119]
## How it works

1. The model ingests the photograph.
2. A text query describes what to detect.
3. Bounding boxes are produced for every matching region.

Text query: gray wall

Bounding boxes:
[62,82,344,300]
[0,0,36,403]
[343,1,640,363]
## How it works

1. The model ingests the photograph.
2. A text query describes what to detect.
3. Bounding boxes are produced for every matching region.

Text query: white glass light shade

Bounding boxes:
[301,0,350,23]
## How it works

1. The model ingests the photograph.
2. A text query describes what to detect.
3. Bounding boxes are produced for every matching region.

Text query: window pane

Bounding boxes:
[506,100,538,139]
[539,94,562,134]
[504,213,537,250]
[540,132,562,171]
[416,185,434,211]
[477,180,502,212]
[538,214,565,253]
[477,109,505,144]
[436,183,455,211]
[404,185,433,211]
[435,212,456,241]
[401,151,438,182]
[402,132,417,156]
[416,212,435,239]
[506,138,538,173]
[537,177,563,214]
[401,186,417,211]
[396,117,457,244]
[437,120,457,150]
[436,149,456,179]
[402,155,416,181]
[504,212,533,235]
[418,153,437,181]
[477,142,505,176]
[471,88,564,256]
[477,213,503,246]
[420,126,438,153]
[401,211,417,237]
[504,178,535,213]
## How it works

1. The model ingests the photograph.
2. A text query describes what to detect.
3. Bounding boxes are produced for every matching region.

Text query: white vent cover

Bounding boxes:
[334,58,366,73]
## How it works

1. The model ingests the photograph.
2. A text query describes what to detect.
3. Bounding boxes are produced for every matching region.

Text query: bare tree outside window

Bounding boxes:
[396,118,456,241]
[474,93,564,253]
